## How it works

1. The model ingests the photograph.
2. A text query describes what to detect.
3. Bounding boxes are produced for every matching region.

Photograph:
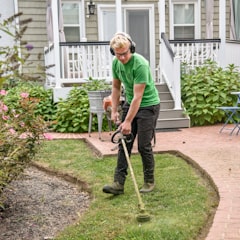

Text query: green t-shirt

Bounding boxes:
[112,53,160,107]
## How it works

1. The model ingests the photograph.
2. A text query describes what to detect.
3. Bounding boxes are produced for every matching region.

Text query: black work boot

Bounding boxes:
[102,182,124,195]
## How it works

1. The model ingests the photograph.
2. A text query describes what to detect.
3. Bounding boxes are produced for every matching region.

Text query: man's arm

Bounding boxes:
[111,78,121,123]
[120,83,145,135]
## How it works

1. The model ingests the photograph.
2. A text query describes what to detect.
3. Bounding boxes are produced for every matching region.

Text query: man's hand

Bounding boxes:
[111,110,121,125]
[119,120,131,135]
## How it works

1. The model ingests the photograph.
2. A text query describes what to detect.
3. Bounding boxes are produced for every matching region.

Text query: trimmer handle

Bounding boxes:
[111,130,133,144]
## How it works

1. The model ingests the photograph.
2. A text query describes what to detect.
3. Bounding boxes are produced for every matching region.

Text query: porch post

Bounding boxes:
[52,0,61,88]
[116,0,122,32]
[219,0,226,68]
[159,0,166,38]
[159,0,166,83]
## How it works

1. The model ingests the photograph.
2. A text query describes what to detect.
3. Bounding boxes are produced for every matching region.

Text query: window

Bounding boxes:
[62,1,82,42]
[170,0,200,39]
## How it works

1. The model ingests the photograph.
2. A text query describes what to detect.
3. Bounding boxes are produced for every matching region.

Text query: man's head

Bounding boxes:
[110,32,136,64]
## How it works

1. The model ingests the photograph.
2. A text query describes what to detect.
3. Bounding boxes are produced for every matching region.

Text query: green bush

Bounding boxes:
[181,60,240,126]
[3,81,56,122]
[52,78,112,133]
[51,87,90,133]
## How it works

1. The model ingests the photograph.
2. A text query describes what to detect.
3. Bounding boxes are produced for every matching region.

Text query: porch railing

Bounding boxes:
[44,41,113,88]
[169,38,221,70]
[160,33,181,109]
[59,41,113,84]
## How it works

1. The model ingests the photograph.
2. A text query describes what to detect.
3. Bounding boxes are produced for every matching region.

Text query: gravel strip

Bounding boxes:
[0,167,91,240]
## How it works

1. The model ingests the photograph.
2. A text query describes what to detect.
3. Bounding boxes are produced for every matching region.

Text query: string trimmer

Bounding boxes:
[111,130,151,222]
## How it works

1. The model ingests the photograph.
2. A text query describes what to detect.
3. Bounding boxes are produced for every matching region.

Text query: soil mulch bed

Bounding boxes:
[0,166,91,240]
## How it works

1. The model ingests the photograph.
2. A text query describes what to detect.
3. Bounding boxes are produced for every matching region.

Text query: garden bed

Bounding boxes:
[0,166,91,240]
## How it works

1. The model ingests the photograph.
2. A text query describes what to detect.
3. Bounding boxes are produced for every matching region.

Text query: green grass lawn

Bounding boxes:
[35,139,218,240]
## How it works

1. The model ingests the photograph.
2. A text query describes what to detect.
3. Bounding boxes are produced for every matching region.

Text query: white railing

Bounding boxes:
[169,38,221,70]
[160,33,181,109]
[44,41,114,89]
[59,42,113,85]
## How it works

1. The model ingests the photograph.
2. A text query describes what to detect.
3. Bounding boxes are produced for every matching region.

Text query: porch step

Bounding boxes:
[156,118,190,129]
[159,92,173,101]
[156,83,190,129]
[159,109,188,119]
[161,100,174,110]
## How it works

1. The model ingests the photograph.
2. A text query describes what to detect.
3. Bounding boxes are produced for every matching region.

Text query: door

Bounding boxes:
[98,4,155,76]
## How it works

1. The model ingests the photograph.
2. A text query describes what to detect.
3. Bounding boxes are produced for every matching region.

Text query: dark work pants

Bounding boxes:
[114,102,160,185]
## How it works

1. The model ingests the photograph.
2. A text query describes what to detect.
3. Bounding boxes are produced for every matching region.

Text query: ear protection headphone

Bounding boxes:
[110,32,136,56]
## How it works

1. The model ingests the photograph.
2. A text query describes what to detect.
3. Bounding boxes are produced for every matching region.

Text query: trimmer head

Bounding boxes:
[136,209,151,222]
[136,213,151,222]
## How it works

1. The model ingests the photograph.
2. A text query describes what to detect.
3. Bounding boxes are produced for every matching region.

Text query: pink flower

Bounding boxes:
[0,102,8,112]
[19,122,25,127]
[9,128,16,134]
[0,90,7,96]
[2,104,8,112]
[43,133,53,140]
[2,115,9,120]
[20,92,29,99]
[19,133,28,139]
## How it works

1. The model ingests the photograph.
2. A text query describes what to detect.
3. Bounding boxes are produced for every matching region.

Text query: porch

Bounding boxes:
[44,36,240,102]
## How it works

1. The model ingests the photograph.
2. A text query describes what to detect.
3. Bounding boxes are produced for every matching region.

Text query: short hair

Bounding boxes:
[110,32,132,50]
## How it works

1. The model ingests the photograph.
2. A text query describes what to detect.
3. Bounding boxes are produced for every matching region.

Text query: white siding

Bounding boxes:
[18,0,48,75]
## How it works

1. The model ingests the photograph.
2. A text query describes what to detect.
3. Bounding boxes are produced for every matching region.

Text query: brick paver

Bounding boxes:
[49,124,240,240]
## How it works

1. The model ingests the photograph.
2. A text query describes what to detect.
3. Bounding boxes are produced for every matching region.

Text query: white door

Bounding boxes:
[98,4,155,76]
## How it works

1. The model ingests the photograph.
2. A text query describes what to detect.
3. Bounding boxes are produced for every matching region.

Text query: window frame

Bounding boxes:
[169,0,201,39]
[62,0,83,42]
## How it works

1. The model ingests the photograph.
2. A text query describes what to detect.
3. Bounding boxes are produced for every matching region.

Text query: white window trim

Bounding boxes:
[169,0,201,39]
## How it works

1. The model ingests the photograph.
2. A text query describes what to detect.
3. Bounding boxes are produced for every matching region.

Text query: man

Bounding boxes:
[102,32,160,195]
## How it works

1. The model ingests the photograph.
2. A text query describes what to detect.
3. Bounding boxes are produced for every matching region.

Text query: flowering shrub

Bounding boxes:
[0,13,52,208]
[0,89,51,207]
